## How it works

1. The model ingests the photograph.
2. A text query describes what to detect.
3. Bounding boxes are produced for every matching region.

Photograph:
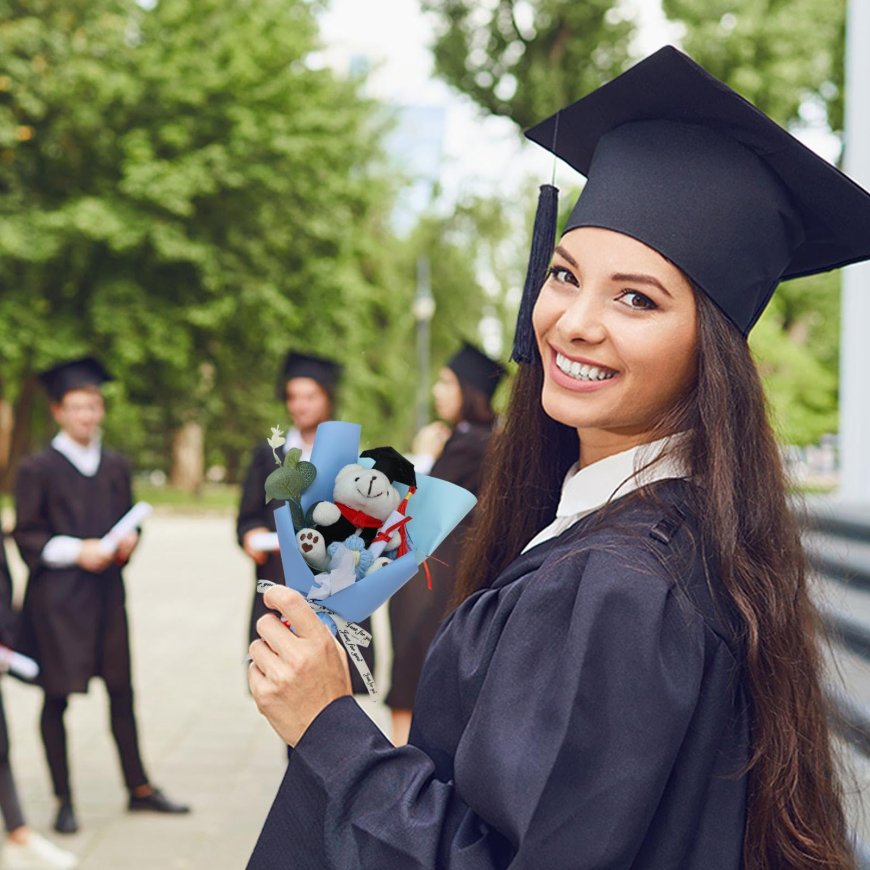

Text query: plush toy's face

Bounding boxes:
[333,463,401,520]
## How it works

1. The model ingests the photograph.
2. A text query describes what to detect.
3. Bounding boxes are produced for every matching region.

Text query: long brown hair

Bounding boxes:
[455,290,854,868]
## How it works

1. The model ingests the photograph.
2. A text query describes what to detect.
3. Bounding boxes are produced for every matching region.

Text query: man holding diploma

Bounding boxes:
[12,357,189,836]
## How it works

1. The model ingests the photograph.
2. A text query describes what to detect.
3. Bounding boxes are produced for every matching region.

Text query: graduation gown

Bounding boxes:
[387,422,492,709]
[236,442,376,694]
[249,480,750,869]
[13,447,134,697]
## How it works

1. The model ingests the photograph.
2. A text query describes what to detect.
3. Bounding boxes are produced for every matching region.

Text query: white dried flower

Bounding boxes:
[267,425,286,464]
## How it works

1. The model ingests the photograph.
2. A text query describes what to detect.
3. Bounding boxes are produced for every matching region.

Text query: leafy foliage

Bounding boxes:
[0,0,407,482]
[421,0,634,128]
[661,0,846,133]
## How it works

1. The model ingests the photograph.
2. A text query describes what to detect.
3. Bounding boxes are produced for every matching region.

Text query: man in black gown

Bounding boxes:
[13,357,189,835]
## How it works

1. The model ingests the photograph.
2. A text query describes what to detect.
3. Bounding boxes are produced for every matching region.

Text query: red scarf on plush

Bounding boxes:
[335,503,383,529]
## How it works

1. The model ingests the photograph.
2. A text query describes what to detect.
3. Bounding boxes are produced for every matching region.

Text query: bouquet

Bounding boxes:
[261,421,476,693]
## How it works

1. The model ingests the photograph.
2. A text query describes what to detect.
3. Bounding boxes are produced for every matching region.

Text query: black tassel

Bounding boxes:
[511,183,559,364]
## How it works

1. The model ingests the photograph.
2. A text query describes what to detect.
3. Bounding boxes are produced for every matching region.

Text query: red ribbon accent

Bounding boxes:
[335,503,384,529]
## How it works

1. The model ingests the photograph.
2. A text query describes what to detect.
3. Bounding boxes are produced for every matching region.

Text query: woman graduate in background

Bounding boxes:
[388,343,505,746]
[246,47,869,869]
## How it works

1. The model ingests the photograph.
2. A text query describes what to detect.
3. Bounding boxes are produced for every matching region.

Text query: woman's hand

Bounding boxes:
[412,421,452,461]
[248,586,352,746]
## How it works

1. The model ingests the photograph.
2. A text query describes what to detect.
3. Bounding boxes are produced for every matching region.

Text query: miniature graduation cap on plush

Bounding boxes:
[447,342,507,400]
[276,351,342,400]
[38,356,113,402]
[360,446,417,489]
[512,45,870,360]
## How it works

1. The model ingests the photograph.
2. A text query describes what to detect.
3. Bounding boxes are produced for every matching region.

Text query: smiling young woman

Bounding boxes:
[247,48,870,870]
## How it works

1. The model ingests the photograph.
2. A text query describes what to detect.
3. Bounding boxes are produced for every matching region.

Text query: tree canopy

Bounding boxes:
[421,0,634,128]
[0,0,496,485]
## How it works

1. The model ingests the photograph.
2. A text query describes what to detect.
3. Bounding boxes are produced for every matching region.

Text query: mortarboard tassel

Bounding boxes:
[511,183,559,364]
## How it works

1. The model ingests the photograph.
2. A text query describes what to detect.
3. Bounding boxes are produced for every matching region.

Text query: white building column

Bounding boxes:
[838,0,870,503]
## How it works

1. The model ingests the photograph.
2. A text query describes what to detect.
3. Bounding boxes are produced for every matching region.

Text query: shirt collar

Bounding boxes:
[521,434,689,554]
[555,435,687,519]
[52,430,102,477]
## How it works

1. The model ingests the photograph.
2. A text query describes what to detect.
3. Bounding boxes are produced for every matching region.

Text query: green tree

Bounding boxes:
[421,0,634,128]
[0,0,403,486]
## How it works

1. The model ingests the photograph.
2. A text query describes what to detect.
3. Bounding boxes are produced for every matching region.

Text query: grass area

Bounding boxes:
[133,482,241,512]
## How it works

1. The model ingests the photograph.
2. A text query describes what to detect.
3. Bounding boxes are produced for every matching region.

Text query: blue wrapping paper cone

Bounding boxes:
[274,421,477,631]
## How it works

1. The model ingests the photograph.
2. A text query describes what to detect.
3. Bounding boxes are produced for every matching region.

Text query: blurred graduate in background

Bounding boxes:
[387,342,505,745]
[12,358,189,837]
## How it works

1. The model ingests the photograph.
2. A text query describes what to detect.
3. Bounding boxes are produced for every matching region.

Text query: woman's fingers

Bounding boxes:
[262,585,326,638]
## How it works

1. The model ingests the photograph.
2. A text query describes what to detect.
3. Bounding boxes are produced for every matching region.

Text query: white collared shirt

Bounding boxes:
[41,431,103,567]
[522,436,688,553]
[51,430,102,477]
[284,427,313,461]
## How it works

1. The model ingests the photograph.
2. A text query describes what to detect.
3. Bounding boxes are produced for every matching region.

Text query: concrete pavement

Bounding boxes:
[2,512,392,869]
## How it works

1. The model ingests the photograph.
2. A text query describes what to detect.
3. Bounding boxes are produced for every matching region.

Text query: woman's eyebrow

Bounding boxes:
[554,245,578,267]
[611,272,674,299]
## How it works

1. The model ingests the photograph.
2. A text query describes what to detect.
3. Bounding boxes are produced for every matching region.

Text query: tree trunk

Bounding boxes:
[1,374,38,492]
[170,421,204,494]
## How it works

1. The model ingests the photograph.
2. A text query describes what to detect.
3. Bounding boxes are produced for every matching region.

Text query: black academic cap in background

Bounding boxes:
[360,446,417,488]
[447,342,507,400]
[38,357,113,402]
[277,351,342,400]
[516,45,870,343]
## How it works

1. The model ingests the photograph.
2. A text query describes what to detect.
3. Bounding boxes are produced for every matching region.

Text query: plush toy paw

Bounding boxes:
[296,529,329,571]
[312,501,341,527]
[383,532,402,552]
[365,556,393,576]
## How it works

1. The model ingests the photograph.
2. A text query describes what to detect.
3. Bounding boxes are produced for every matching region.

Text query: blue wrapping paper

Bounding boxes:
[275,421,477,630]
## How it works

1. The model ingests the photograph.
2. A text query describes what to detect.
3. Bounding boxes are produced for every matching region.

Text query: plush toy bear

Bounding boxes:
[296,446,416,574]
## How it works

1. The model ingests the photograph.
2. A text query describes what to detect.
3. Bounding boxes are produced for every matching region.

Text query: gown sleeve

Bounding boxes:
[237,446,270,544]
[12,458,52,573]
[249,545,714,869]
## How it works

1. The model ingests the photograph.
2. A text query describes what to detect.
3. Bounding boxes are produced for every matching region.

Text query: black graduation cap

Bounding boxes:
[37,356,113,402]
[513,45,870,354]
[276,351,342,401]
[360,446,417,488]
[447,342,507,400]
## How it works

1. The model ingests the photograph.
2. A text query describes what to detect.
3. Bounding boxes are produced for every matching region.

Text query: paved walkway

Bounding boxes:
[2,512,391,869]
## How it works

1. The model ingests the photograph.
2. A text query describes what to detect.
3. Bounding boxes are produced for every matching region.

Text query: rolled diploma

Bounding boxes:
[248,532,280,552]
[368,510,406,559]
[98,502,153,555]
[0,645,39,680]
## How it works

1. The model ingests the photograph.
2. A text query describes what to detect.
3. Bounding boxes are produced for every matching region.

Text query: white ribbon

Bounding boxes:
[308,602,377,696]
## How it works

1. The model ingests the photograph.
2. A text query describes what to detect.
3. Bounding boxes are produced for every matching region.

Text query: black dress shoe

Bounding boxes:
[128,786,191,814]
[54,799,79,834]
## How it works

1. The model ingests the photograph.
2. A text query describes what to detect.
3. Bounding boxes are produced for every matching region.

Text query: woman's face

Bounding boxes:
[533,227,698,462]
[285,377,331,432]
[432,367,462,424]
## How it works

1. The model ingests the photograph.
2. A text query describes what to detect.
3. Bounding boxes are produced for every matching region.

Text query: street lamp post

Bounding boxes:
[839,0,870,503]
[412,256,435,436]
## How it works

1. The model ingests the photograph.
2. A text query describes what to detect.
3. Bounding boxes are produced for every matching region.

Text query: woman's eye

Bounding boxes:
[547,265,578,286]
[616,290,657,310]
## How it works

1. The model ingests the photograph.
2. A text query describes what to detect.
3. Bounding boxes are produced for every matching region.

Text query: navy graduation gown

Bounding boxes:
[249,480,749,869]
[387,422,493,709]
[13,447,134,697]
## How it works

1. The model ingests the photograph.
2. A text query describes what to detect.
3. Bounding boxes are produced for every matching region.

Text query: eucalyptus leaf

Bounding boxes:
[284,447,303,467]
[297,460,316,491]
